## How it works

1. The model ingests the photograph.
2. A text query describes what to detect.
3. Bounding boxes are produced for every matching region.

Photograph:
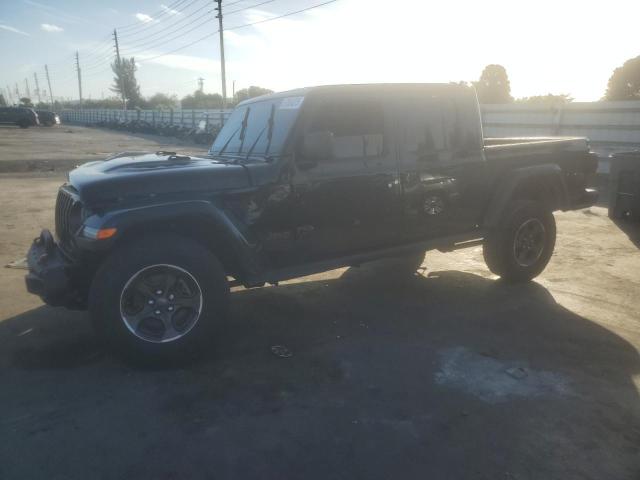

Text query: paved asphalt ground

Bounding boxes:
[1,125,639,479]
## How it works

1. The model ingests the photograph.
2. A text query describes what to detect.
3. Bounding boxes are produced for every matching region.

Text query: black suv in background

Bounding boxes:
[36,110,61,127]
[0,107,39,128]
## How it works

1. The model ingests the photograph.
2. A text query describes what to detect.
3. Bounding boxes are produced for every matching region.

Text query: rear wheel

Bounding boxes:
[483,200,556,282]
[89,234,229,362]
[17,120,29,128]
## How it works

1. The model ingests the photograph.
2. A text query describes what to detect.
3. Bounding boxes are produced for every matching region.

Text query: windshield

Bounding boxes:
[209,95,304,158]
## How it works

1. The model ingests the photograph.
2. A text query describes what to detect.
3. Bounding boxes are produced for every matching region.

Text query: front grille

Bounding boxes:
[55,186,80,246]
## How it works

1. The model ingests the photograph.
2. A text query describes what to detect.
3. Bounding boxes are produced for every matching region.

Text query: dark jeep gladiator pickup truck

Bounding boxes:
[25,84,598,359]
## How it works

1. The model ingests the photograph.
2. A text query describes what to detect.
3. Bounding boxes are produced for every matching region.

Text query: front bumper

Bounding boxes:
[25,229,85,309]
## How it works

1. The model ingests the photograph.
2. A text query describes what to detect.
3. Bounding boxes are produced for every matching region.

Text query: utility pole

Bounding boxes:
[113,28,126,110]
[75,51,83,110]
[24,78,31,100]
[44,65,54,109]
[5,86,13,105]
[197,77,204,92]
[33,73,42,105]
[15,82,20,99]
[214,0,227,123]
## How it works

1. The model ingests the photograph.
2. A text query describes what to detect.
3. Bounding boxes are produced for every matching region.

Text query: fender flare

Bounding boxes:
[483,164,569,228]
[80,200,262,279]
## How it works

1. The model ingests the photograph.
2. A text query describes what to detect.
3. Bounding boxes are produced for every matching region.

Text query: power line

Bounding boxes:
[120,19,212,57]
[226,0,338,31]
[120,8,214,54]
[118,0,207,40]
[222,0,249,7]
[115,0,192,31]
[225,0,277,15]
[137,0,339,63]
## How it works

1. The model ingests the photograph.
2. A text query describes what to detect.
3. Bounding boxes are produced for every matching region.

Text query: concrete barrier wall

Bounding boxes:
[481,101,640,172]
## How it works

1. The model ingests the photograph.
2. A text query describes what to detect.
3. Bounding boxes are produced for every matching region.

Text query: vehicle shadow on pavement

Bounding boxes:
[1,267,639,479]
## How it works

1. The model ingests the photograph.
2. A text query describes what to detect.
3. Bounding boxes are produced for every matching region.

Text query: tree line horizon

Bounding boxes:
[2,54,640,110]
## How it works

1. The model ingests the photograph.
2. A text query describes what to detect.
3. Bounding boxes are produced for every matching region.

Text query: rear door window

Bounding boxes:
[308,97,385,160]
[403,97,458,163]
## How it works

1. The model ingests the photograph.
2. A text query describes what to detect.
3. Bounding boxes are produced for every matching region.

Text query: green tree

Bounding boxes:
[0,93,6,107]
[516,93,573,106]
[110,57,142,109]
[180,90,223,109]
[605,55,640,101]
[19,97,33,107]
[83,97,125,109]
[474,64,513,104]
[235,85,273,103]
[145,92,178,109]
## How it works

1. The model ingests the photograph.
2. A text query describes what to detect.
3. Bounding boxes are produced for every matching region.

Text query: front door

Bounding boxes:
[290,93,402,262]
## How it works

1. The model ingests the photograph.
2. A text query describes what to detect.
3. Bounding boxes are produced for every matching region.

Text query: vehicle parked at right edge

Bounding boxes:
[25,83,599,362]
[36,110,61,127]
[0,106,39,128]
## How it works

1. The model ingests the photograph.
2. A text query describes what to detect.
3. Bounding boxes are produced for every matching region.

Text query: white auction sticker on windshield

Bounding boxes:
[279,96,304,110]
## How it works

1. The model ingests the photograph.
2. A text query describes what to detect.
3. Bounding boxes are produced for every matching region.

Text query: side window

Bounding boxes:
[308,98,384,159]
[404,98,453,163]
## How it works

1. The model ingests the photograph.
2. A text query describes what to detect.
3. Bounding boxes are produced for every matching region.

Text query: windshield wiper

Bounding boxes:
[244,104,276,161]
[237,107,250,154]
[217,125,241,156]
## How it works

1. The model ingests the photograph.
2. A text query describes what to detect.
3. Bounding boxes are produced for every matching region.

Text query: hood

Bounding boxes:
[68,152,250,206]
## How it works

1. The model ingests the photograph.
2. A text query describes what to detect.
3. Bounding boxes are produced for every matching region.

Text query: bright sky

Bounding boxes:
[0,0,638,103]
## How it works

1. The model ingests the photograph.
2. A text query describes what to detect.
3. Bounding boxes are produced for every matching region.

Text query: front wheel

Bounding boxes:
[483,200,556,282]
[89,234,229,362]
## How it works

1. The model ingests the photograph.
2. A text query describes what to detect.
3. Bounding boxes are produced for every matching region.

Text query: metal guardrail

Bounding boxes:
[61,108,233,128]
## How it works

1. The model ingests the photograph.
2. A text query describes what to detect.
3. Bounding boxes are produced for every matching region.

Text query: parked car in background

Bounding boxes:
[0,107,39,128]
[36,110,61,127]
[608,151,640,221]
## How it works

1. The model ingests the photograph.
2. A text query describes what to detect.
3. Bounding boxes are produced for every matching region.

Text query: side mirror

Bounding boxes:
[298,131,334,168]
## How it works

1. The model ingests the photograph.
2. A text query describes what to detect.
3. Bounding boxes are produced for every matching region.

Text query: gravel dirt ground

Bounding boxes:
[1,126,639,480]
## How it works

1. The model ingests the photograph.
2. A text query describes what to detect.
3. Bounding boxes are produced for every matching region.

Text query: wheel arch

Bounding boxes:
[483,164,568,228]
[88,201,262,283]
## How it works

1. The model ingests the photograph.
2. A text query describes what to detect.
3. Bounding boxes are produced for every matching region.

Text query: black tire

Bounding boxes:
[17,121,29,129]
[483,200,556,283]
[89,234,229,363]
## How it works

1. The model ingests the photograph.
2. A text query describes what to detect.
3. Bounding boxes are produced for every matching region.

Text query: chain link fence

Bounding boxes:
[61,108,233,129]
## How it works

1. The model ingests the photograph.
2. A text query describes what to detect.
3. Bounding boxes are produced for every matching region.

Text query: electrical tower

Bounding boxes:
[197,77,204,92]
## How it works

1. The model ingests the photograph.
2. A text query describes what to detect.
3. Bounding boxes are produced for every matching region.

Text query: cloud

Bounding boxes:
[139,53,216,72]
[41,23,64,32]
[160,4,181,15]
[135,13,154,23]
[0,24,29,36]
[23,0,86,24]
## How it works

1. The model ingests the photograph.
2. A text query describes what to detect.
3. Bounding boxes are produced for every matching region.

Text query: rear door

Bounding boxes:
[289,92,402,261]
[396,90,489,240]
